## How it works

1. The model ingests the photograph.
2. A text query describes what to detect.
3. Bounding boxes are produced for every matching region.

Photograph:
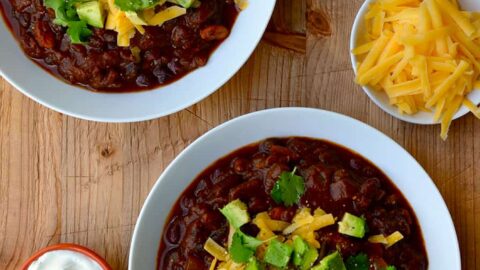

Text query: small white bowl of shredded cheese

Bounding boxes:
[21,244,111,270]
[350,0,480,139]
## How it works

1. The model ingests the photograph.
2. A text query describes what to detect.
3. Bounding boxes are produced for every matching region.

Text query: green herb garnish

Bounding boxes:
[229,230,262,263]
[270,167,305,207]
[345,253,369,270]
[44,0,92,43]
[66,21,92,43]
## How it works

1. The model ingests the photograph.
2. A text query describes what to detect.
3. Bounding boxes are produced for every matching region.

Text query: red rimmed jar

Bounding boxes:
[21,243,112,270]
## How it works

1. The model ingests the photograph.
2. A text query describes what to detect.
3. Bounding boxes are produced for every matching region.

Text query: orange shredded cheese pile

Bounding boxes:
[353,0,480,140]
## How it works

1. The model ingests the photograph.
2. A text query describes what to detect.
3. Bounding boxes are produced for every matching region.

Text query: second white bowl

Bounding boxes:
[0,0,276,122]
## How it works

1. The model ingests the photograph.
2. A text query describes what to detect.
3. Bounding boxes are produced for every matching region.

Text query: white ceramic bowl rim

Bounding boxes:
[129,107,461,270]
[350,0,480,125]
[0,0,276,122]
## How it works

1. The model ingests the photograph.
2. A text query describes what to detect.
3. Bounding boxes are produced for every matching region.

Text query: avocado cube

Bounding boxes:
[338,212,366,238]
[312,251,346,270]
[246,258,265,270]
[293,236,308,266]
[220,199,250,229]
[76,1,105,28]
[264,239,293,268]
[300,246,319,270]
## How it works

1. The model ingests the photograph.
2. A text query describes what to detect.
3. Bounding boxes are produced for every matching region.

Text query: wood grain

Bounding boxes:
[0,0,479,269]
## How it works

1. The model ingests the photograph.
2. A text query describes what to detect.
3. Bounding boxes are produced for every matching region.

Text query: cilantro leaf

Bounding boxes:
[45,0,78,26]
[229,230,260,263]
[66,21,92,43]
[345,253,369,270]
[114,0,159,11]
[237,230,262,249]
[385,266,397,270]
[270,168,305,207]
[44,0,92,43]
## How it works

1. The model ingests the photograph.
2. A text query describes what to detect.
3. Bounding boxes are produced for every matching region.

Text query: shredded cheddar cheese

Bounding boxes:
[234,0,248,10]
[354,0,480,140]
[209,258,218,270]
[204,204,408,269]
[253,212,277,241]
[368,234,389,244]
[368,231,405,248]
[386,231,405,248]
[102,0,185,47]
[147,6,187,26]
[204,237,229,261]
[282,208,314,235]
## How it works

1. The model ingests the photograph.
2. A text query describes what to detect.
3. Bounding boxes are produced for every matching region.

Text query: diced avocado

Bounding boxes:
[294,236,309,255]
[76,1,105,28]
[300,246,319,270]
[312,251,346,270]
[264,239,293,268]
[293,236,308,266]
[246,258,265,270]
[125,11,148,25]
[170,0,196,8]
[292,236,319,269]
[220,199,250,229]
[338,212,366,238]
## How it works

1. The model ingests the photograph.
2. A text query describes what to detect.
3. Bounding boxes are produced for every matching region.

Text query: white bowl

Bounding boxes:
[0,0,276,122]
[129,107,461,270]
[350,0,480,125]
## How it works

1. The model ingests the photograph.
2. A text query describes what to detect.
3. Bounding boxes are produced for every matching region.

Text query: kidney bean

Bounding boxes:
[330,179,358,201]
[185,255,205,270]
[269,206,297,222]
[270,145,300,162]
[199,25,229,41]
[320,231,361,257]
[32,19,54,48]
[165,217,185,245]
[248,197,269,213]
[231,157,249,173]
[229,179,263,200]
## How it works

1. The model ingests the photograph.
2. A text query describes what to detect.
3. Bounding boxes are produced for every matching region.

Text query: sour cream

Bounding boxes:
[28,250,103,270]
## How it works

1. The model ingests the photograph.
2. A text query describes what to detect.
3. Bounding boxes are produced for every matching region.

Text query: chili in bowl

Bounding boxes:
[129,108,460,270]
[0,0,275,121]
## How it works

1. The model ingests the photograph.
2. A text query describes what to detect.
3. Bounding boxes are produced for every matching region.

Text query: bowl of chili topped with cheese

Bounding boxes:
[0,0,275,121]
[129,108,461,269]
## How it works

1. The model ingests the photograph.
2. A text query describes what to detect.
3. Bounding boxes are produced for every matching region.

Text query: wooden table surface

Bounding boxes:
[0,0,479,269]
